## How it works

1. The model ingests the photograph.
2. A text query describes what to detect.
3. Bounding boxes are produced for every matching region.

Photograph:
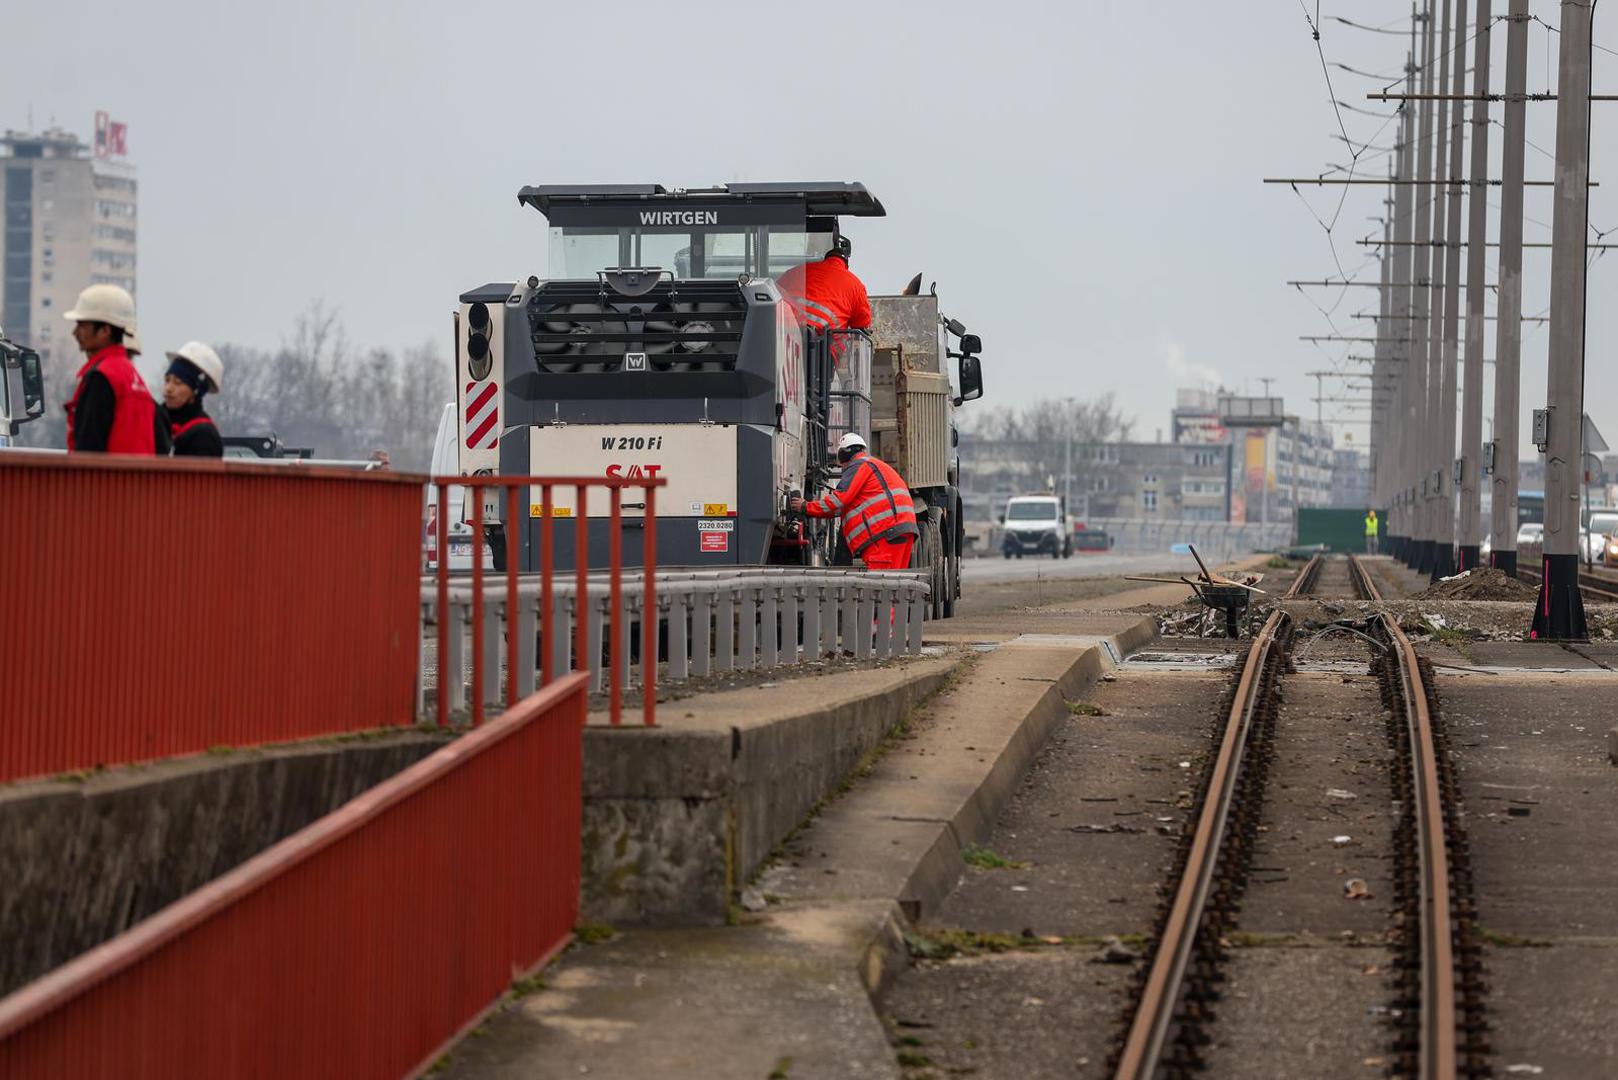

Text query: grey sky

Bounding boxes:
[7,0,1617,456]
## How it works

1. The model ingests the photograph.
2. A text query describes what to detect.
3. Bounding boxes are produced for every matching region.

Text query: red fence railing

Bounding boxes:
[0,455,422,784]
[0,671,587,1078]
[430,474,664,727]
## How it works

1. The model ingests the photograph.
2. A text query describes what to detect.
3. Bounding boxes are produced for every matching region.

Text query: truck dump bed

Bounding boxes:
[868,295,951,490]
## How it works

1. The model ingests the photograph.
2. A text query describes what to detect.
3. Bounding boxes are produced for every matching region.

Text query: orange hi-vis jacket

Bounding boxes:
[777,255,873,333]
[804,451,919,558]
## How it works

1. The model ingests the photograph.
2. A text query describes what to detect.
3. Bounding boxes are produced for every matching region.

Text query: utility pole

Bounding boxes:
[1391,26,1420,560]
[1532,0,1597,640]
[1432,0,1468,581]
[1459,0,1493,571]
[1406,0,1438,570]
[1490,0,1530,576]
[1412,0,1441,572]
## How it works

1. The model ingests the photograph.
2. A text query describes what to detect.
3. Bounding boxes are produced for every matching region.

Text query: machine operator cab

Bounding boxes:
[454,182,984,571]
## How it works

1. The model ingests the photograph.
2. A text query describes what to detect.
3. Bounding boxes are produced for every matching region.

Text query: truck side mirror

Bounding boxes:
[958,334,982,355]
[955,354,984,405]
[0,339,45,432]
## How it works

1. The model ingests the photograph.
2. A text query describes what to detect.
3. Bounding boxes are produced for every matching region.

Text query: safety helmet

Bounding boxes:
[829,235,852,261]
[837,431,868,453]
[63,284,137,332]
[165,341,224,393]
[125,331,142,356]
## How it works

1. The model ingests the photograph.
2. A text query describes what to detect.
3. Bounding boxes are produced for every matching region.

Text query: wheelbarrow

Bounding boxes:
[1126,544,1267,638]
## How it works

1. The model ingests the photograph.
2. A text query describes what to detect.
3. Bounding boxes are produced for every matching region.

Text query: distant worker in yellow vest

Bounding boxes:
[1364,509,1379,555]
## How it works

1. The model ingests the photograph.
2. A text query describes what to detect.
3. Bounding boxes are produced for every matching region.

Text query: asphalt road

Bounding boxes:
[960,551,1221,585]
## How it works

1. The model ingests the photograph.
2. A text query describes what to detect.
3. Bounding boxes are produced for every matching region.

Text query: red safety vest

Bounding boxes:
[66,345,157,454]
[804,452,919,558]
[777,255,873,333]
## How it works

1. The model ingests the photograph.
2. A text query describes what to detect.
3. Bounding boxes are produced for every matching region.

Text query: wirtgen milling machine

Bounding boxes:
[453,182,984,616]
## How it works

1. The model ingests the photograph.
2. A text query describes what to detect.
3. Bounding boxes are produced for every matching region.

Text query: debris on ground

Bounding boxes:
[1093,935,1141,964]
[739,887,768,912]
[1343,878,1372,900]
[1411,567,1539,601]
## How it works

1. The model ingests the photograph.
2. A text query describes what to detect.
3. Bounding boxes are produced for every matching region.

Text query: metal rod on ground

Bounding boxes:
[1432,0,1467,581]
[1491,0,1530,577]
[1459,0,1493,571]
[1533,0,1596,639]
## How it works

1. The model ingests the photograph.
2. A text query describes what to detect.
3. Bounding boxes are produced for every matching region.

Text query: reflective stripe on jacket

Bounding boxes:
[804,452,920,557]
[66,345,157,454]
[776,255,873,332]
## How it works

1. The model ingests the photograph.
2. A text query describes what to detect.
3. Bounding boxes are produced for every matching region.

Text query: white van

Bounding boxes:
[1000,494,1073,559]
[424,402,495,571]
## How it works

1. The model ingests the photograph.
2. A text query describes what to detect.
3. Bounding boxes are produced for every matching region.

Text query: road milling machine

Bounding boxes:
[452,182,985,616]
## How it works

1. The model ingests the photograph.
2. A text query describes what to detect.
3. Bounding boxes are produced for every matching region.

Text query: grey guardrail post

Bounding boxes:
[693,590,714,677]
[668,591,689,682]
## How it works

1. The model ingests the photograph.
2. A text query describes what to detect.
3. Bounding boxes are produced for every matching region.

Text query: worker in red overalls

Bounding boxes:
[777,236,872,335]
[790,432,918,571]
[62,284,162,454]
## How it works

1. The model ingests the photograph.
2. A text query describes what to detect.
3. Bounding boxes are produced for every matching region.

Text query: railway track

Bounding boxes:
[1113,556,1486,1079]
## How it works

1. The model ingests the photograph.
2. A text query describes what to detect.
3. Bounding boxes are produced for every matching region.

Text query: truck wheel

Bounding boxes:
[924,516,945,620]
[942,553,959,618]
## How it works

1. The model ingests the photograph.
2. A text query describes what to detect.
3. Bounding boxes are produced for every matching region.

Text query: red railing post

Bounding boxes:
[470,484,485,725]
[505,484,520,710]
[540,483,554,687]
[436,479,451,729]
[574,485,589,689]
[609,485,623,726]
[642,482,657,727]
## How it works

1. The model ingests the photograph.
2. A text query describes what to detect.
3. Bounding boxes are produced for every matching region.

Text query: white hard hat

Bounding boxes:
[125,330,142,356]
[837,431,868,453]
[63,284,137,332]
[165,341,224,393]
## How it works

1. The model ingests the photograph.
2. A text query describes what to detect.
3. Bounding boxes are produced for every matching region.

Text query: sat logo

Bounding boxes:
[606,463,663,478]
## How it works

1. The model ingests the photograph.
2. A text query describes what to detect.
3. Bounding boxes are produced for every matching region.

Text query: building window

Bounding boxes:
[1089,476,1111,493]
[1189,449,1219,468]
[1143,491,1159,512]
[1142,474,1159,486]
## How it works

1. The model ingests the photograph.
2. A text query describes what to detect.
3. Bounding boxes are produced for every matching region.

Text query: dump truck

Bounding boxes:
[451,181,985,616]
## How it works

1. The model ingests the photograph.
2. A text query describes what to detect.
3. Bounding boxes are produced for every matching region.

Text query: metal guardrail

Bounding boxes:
[1083,517,1293,556]
[422,567,931,717]
[0,672,588,1079]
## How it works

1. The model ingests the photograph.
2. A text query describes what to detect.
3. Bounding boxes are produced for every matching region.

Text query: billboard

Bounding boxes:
[94,112,127,158]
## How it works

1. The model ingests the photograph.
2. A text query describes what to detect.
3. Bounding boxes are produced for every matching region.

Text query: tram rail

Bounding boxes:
[1114,556,1483,1078]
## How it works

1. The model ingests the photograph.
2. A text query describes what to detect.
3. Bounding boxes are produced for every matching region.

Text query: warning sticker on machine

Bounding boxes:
[529,504,573,518]
[702,503,733,516]
[699,531,729,553]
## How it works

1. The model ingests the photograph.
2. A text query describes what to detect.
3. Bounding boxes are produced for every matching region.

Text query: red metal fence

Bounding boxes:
[0,671,587,1079]
[431,474,664,727]
[0,455,422,784]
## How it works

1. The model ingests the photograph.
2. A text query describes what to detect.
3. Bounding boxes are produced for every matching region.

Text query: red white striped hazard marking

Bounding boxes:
[465,382,499,450]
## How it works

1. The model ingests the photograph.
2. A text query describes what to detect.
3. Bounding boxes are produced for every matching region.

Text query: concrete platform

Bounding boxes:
[440,612,1157,1080]
[580,653,966,926]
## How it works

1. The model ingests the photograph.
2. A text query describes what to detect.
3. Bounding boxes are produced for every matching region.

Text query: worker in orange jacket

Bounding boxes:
[777,236,872,334]
[790,432,919,571]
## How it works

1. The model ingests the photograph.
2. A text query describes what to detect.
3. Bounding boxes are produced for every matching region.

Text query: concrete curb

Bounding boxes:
[853,617,1157,1000]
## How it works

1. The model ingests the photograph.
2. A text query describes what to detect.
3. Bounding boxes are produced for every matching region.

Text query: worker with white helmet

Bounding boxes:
[61,284,164,454]
[161,341,225,457]
[789,431,920,571]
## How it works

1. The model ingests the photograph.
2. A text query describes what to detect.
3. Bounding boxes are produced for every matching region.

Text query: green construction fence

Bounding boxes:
[1296,507,1383,553]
